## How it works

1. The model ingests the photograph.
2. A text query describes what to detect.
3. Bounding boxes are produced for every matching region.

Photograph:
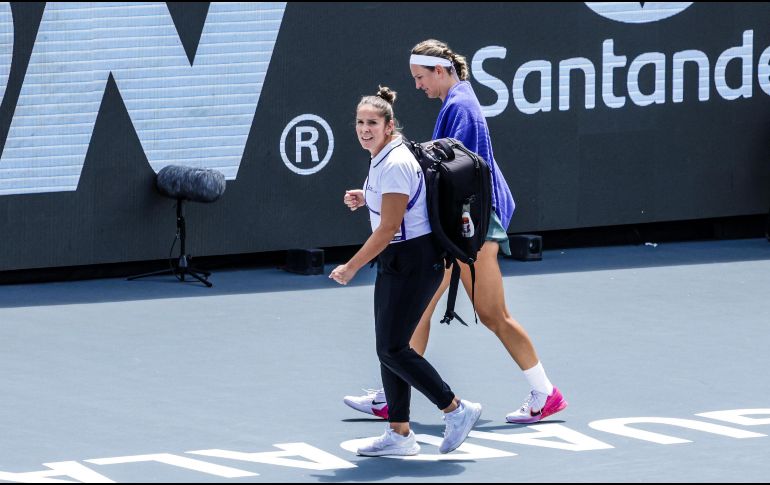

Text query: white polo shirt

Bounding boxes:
[364,136,431,243]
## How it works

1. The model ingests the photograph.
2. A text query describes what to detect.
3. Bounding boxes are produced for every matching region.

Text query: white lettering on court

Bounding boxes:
[695,408,770,426]
[0,461,114,483]
[188,443,356,470]
[589,417,766,444]
[340,434,515,462]
[86,453,257,478]
[470,423,614,451]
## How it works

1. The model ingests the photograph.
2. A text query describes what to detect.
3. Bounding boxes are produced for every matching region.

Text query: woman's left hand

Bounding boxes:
[329,264,357,285]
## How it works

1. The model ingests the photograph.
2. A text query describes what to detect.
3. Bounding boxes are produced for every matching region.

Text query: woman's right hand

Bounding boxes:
[329,263,358,285]
[343,190,365,211]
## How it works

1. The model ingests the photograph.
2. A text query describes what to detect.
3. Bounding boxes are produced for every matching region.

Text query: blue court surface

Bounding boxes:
[1,238,769,483]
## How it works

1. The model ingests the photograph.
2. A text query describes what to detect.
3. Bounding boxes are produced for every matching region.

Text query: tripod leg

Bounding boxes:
[127,267,177,281]
[186,270,213,287]
[129,200,214,286]
[188,265,211,277]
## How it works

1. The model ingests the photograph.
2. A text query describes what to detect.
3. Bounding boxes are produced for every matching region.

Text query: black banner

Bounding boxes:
[0,2,769,271]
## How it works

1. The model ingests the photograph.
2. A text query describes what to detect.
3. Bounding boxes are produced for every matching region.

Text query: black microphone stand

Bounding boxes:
[128,199,212,287]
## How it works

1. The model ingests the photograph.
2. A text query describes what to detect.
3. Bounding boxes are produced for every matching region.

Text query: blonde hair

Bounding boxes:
[411,39,469,81]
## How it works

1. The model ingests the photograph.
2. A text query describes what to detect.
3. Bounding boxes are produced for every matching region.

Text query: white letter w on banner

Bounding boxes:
[0,2,287,195]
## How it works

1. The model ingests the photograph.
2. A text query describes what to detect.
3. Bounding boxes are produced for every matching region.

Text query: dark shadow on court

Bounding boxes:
[1,239,767,309]
[312,420,496,482]
[408,420,493,436]
[497,238,770,278]
[311,458,467,483]
[477,419,566,431]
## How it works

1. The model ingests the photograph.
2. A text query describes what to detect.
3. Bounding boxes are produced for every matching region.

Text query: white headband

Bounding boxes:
[410,54,452,68]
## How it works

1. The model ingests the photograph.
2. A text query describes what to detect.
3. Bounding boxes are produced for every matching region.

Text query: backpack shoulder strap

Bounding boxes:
[440,260,467,326]
[439,259,479,326]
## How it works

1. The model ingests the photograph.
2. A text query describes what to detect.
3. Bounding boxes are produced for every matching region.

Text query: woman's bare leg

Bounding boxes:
[458,241,539,370]
[408,267,451,355]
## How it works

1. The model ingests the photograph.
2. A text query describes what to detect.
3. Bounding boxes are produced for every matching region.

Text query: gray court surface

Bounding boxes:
[1,238,769,483]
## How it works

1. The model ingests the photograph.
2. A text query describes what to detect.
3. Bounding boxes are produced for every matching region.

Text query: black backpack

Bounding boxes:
[405,137,492,325]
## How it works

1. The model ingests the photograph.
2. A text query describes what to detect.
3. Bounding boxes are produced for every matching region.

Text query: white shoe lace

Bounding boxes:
[361,388,386,403]
[518,390,546,414]
[371,430,391,448]
[519,391,536,413]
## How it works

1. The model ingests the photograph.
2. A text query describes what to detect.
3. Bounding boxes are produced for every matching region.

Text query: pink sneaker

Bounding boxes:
[505,387,567,424]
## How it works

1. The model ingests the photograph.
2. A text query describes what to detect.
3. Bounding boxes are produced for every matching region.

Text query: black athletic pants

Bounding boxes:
[374,234,455,423]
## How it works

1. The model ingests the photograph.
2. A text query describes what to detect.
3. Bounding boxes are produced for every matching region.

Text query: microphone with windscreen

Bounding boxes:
[128,165,226,287]
[156,165,226,202]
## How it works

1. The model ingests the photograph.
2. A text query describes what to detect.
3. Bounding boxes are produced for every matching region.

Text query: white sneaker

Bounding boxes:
[439,399,482,454]
[343,388,389,419]
[356,427,420,456]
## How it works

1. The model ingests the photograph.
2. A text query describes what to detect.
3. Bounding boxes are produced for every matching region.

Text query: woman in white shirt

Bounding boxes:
[345,39,567,426]
[330,86,481,457]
